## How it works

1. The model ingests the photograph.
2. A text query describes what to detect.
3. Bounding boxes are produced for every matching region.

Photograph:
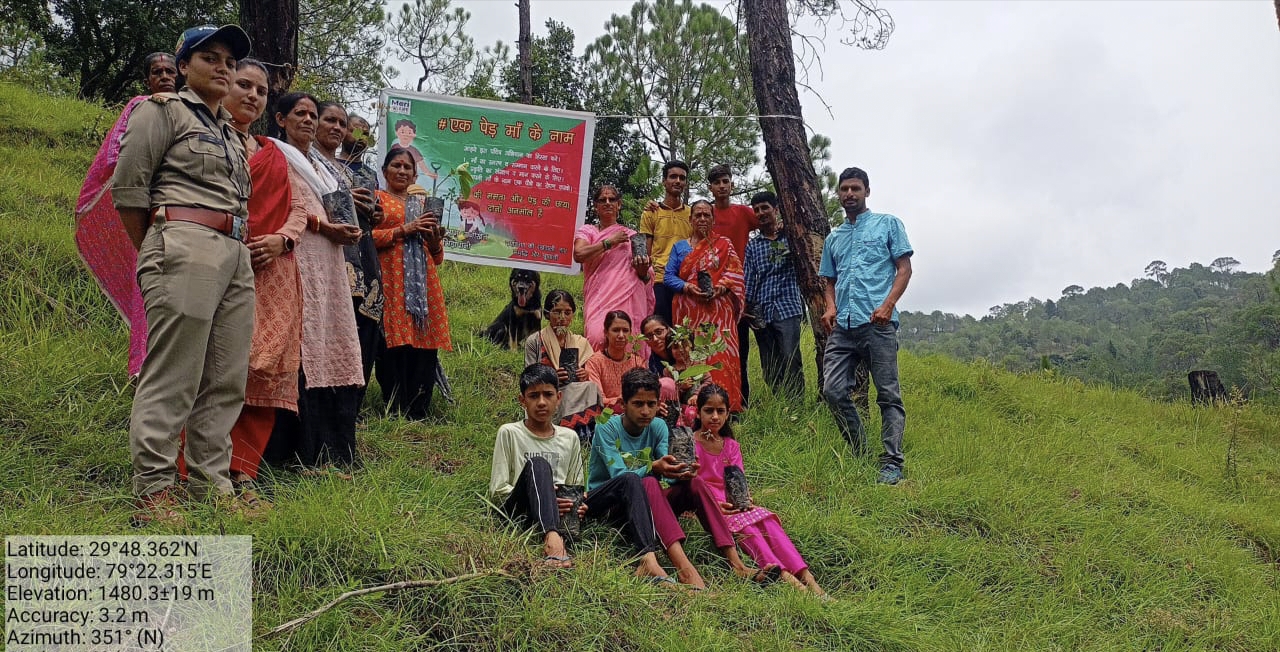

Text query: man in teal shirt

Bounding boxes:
[819,167,913,484]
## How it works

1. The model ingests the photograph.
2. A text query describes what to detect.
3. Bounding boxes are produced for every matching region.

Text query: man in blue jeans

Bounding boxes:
[819,167,913,484]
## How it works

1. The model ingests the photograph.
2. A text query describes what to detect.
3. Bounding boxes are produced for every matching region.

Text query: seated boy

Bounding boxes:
[490,364,588,568]
[587,368,712,589]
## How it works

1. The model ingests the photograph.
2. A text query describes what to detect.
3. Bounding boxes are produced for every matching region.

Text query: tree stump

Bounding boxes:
[1188,370,1227,405]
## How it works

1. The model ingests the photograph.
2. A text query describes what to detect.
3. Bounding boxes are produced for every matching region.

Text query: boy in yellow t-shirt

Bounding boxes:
[639,160,692,324]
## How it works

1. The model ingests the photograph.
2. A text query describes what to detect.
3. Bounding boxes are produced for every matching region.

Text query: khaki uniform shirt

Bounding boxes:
[112,87,251,219]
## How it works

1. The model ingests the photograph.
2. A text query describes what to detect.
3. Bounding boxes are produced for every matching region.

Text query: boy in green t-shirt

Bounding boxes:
[490,364,586,568]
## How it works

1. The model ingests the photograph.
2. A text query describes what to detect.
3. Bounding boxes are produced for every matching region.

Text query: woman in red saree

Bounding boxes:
[662,200,746,412]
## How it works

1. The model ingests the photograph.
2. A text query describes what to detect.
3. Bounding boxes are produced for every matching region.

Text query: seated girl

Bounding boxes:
[584,310,648,413]
[523,290,603,441]
[691,383,828,597]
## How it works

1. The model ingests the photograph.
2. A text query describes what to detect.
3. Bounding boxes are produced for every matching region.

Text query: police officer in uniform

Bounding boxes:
[112,24,255,524]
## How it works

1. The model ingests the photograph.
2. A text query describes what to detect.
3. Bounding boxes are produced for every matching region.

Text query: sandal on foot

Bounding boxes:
[748,565,781,585]
[542,555,572,569]
[645,575,678,586]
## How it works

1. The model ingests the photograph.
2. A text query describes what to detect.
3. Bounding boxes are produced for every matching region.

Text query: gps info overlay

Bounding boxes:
[5,536,250,651]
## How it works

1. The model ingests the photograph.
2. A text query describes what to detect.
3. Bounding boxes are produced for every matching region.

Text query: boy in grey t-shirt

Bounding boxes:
[490,364,585,568]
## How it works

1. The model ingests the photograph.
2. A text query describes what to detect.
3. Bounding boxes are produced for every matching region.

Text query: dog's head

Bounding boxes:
[509,268,541,309]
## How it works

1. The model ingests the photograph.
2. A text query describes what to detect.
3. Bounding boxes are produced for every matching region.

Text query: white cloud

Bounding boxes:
[421,0,1280,315]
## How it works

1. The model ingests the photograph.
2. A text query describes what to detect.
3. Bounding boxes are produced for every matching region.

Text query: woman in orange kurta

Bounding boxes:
[373,148,452,419]
[584,310,648,413]
[664,200,746,412]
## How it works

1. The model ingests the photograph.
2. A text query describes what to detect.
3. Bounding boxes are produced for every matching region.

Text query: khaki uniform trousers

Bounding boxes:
[130,217,255,498]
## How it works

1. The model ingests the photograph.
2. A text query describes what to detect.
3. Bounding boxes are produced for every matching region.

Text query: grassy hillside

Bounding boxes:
[2,83,1278,651]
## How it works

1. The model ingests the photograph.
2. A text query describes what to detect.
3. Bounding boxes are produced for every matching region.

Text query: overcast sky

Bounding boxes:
[391,0,1280,317]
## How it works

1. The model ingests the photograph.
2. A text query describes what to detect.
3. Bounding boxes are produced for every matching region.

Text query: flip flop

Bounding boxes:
[751,565,782,585]
[542,555,572,569]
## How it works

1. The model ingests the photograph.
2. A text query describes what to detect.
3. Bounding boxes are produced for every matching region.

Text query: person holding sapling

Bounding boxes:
[586,368,709,589]
[640,314,691,423]
[690,384,827,596]
[589,369,767,587]
[584,310,648,413]
[371,148,452,420]
[523,290,603,441]
[664,199,747,413]
[262,92,365,476]
[312,101,384,416]
[490,364,587,569]
[743,191,806,400]
[820,167,913,485]
[574,184,654,352]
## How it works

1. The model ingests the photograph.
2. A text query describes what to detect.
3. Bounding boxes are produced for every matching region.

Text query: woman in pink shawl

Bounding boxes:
[75,96,151,377]
[573,184,654,352]
[73,53,181,377]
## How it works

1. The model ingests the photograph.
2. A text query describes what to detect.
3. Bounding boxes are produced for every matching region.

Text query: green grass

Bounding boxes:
[2,82,1278,650]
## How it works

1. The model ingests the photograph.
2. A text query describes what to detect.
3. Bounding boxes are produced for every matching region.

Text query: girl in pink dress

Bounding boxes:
[692,384,828,597]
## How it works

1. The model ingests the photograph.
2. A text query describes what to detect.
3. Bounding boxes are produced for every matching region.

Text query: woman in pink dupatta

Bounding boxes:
[663,200,746,412]
[75,56,179,376]
[75,96,150,377]
[573,184,654,352]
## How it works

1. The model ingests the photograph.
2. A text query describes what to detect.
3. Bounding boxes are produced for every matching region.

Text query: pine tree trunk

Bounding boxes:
[518,0,533,104]
[239,0,299,134]
[743,0,832,392]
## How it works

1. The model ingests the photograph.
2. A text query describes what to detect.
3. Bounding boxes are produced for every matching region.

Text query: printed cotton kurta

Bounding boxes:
[291,166,364,389]
[244,137,307,410]
[372,192,452,351]
[584,351,648,412]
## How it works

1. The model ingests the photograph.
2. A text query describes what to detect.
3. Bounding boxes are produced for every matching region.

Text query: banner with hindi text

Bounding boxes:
[377,90,595,274]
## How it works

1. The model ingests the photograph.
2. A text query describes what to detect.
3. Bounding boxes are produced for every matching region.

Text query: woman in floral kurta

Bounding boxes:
[373,148,452,419]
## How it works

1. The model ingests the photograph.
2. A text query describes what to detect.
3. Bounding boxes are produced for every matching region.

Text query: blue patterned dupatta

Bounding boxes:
[401,195,429,329]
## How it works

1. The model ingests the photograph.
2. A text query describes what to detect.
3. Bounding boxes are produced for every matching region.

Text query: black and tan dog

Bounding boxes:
[482,268,543,348]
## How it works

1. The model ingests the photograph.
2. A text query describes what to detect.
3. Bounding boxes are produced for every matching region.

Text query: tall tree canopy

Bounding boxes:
[499,20,649,209]
[15,0,232,102]
[742,0,894,385]
[586,0,758,190]
[466,20,650,217]
[293,0,394,107]
[387,0,475,93]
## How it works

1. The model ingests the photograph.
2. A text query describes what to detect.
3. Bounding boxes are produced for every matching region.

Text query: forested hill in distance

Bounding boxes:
[900,259,1280,402]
